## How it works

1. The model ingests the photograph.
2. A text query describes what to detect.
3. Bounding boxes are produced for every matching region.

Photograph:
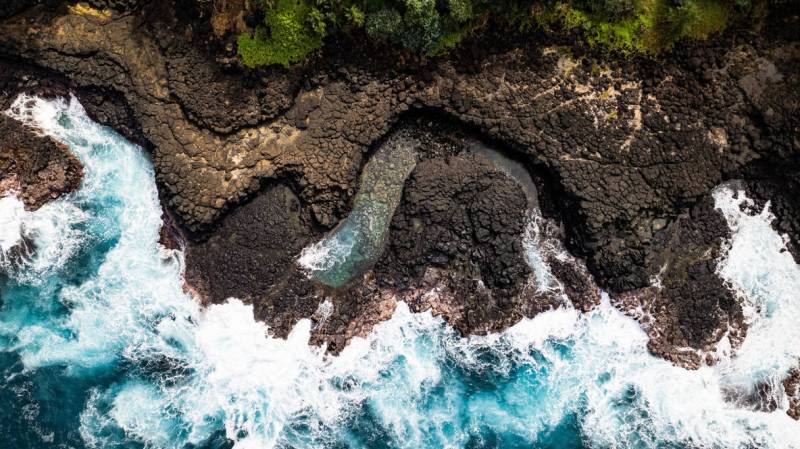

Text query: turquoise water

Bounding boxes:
[1,95,800,449]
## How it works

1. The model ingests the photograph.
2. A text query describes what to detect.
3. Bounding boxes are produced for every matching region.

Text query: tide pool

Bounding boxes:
[1,95,799,449]
[298,132,418,288]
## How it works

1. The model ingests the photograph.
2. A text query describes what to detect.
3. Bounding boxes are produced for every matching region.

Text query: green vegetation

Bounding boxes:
[553,0,739,54]
[237,0,758,67]
[237,0,323,67]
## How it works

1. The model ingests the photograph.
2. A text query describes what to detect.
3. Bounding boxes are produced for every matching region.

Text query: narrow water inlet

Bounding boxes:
[298,133,419,287]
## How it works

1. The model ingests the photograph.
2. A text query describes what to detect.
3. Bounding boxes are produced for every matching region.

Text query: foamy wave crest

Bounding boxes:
[2,94,196,371]
[522,209,567,294]
[0,194,87,283]
[298,229,355,273]
[0,195,26,254]
[713,185,800,406]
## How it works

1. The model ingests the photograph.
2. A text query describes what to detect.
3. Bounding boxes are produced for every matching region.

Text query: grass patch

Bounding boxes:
[678,0,731,39]
[427,24,475,56]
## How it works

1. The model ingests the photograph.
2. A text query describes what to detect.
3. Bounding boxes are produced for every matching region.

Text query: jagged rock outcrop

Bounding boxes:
[372,153,533,334]
[614,195,742,368]
[785,368,800,420]
[184,184,321,303]
[0,114,83,210]
[745,166,800,263]
[376,154,530,300]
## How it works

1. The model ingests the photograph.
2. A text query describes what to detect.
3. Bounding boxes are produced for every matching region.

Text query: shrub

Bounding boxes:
[399,0,442,52]
[670,0,731,40]
[365,7,404,40]
[428,26,472,55]
[236,0,748,66]
[447,0,474,22]
[365,0,443,53]
[237,0,323,68]
[560,0,734,54]
[345,4,365,27]
[579,0,637,19]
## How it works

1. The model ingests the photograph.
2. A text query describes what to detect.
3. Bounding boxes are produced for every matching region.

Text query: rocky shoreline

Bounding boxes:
[0,64,85,211]
[0,1,798,375]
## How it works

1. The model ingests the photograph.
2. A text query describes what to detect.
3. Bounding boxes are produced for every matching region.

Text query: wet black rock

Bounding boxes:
[86,0,141,10]
[745,167,800,263]
[0,114,83,210]
[614,195,742,368]
[377,155,530,298]
[184,184,321,304]
[373,153,532,334]
[0,0,43,19]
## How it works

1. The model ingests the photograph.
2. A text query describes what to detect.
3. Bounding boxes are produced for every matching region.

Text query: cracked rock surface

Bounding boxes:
[0,114,83,210]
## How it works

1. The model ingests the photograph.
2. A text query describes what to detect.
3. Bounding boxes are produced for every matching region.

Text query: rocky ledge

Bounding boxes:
[0,1,798,371]
[0,113,83,210]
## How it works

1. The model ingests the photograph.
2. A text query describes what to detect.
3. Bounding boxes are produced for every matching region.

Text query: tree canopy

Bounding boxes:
[237,0,758,67]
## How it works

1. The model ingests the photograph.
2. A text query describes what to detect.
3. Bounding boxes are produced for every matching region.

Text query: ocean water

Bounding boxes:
[1,95,799,449]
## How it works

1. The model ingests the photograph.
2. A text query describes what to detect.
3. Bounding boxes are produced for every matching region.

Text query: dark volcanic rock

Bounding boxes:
[86,0,141,10]
[614,195,742,368]
[246,124,599,351]
[185,184,321,303]
[784,368,800,420]
[76,87,146,146]
[377,155,530,298]
[1,234,37,271]
[204,123,557,352]
[0,114,83,210]
[745,166,800,263]
[374,154,531,334]
[737,30,800,261]
[0,0,41,19]
[158,30,299,134]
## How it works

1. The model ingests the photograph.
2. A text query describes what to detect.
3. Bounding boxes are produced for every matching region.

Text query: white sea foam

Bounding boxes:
[298,227,355,273]
[181,301,342,448]
[225,187,800,449]
[110,382,178,447]
[522,209,567,294]
[3,94,196,371]
[0,195,26,253]
[0,193,87,280]
[713,185,800,406]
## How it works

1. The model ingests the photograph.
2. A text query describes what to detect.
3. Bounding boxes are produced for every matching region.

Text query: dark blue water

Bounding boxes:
[1,95,799,449]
